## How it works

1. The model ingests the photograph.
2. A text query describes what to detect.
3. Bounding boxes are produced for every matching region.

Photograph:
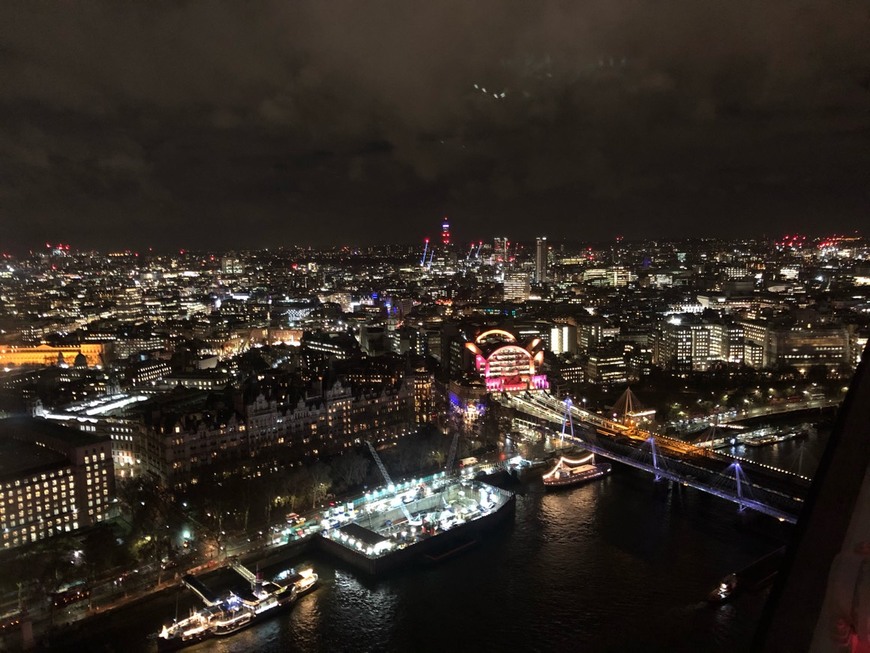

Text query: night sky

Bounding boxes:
[1,1,868,250]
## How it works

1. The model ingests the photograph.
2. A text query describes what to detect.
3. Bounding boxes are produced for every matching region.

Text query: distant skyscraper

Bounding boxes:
[535,236,548,284]
[550,325,578,355]
[221,257,243,275]
[493,237,509,263]
[503,271,530,302]
[441,218,450,247]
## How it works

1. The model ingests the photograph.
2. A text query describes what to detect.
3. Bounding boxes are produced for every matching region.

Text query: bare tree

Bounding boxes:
[307,462,333,510]
[330,451,370,492]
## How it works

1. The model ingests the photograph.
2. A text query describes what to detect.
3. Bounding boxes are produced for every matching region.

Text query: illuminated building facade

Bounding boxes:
[464,328,549,392]
[768,326,850,370]
[503,271,530,302]
[652,320,713,372]
[0,418,114,549]
[113,334,166,360]
[585,349,629,385]
[221,257,243,275]
[301,331,361,374]
[708,323,745,364]
[740,318,850,370]
[127,360,172,386]
[0,344,104,368]
[550,325,578,355]
[577,320,619,354]
[653,318,746,372]
[133,380,415,487]
[163,371,231,390]
[411,369,436,425]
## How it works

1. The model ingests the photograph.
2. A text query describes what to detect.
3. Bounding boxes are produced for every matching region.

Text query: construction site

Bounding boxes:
[317,441,515,575]
[319,474,515,575]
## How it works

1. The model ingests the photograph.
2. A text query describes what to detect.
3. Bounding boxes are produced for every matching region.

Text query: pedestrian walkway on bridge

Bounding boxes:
[497,390,809,523]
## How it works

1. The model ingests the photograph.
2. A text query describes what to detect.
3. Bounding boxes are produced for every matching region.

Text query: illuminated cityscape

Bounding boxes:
[0,233,866,650]
[1,1,869,651]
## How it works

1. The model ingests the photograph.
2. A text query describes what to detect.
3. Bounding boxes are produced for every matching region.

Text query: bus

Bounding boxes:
[51,581,90,608]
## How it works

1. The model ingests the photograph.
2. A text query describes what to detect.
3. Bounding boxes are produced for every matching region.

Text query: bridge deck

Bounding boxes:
[499,391,807,523]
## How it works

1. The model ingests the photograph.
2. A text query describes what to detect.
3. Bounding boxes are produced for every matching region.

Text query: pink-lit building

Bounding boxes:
[464,329,549,393]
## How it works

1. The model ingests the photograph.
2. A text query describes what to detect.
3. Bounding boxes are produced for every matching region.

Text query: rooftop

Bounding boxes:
[338,523,390,547]
[0,416,109,448]
[0,437,68,481]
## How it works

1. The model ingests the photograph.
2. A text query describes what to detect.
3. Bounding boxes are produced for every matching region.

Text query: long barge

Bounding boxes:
[318,478,515,576]
[156,562,317,651]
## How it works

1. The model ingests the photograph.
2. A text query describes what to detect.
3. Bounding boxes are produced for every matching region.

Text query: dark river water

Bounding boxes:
[51,421,828,653]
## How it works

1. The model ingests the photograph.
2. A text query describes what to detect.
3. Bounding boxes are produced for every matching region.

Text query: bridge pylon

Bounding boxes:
[731,462,746,512]
[561,398,575,441]
[646,436,663,482]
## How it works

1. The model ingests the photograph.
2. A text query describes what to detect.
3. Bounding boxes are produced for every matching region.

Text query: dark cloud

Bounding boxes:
[0,0,868,250]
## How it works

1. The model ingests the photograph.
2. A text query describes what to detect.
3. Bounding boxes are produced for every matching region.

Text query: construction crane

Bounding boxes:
[420,238,429,267]
[365,441,413,522]
[445,432,460,474]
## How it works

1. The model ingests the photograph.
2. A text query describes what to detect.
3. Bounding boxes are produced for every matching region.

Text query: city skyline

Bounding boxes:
[0,224,867,650]
[2,3,870,650]
[1,1,868,251]
[4,228,867,258]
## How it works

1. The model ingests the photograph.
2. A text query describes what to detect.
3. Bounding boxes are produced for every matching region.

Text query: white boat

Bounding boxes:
[156,565,318,651]
[542,453,612,489]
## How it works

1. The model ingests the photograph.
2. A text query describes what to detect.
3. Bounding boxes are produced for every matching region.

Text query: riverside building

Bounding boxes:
[0,417,115,549]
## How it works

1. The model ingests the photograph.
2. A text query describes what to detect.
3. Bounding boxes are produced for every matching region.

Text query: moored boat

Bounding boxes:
[157,610,211,651]
[542,453,612,489]
[506,455,551,482]
[156,564,318,651]
[273,567,318,597]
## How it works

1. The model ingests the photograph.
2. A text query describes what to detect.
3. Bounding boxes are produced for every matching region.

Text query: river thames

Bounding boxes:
[53,422,826,653]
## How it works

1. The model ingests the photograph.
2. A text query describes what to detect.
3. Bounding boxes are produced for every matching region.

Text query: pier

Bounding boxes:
[695,423,816,450]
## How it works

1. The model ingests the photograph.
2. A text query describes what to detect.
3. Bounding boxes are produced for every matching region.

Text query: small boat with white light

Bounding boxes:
[506,455,550,481]
[707,573,738,603]
[542,453,612,489]
[706,547,784,604]
[273,567,318,597]
[156,609,211,650]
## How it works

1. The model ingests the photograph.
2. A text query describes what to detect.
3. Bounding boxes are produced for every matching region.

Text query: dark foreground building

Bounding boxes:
[757,340,870,651]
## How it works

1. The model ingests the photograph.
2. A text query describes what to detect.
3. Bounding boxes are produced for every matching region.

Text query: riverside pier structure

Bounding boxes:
[318,472,515,575]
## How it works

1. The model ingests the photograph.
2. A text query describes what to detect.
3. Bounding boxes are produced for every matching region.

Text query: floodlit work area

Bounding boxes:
[321,478,512,559]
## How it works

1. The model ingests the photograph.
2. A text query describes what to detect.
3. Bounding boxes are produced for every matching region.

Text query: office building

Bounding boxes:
[0,418,115,549]
[535,236,548,284]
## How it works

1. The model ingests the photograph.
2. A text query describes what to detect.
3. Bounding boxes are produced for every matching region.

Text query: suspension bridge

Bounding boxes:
[495,390,811,523]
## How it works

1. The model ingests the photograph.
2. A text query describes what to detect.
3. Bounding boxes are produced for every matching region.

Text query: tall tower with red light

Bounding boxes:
[441,218,451,247]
